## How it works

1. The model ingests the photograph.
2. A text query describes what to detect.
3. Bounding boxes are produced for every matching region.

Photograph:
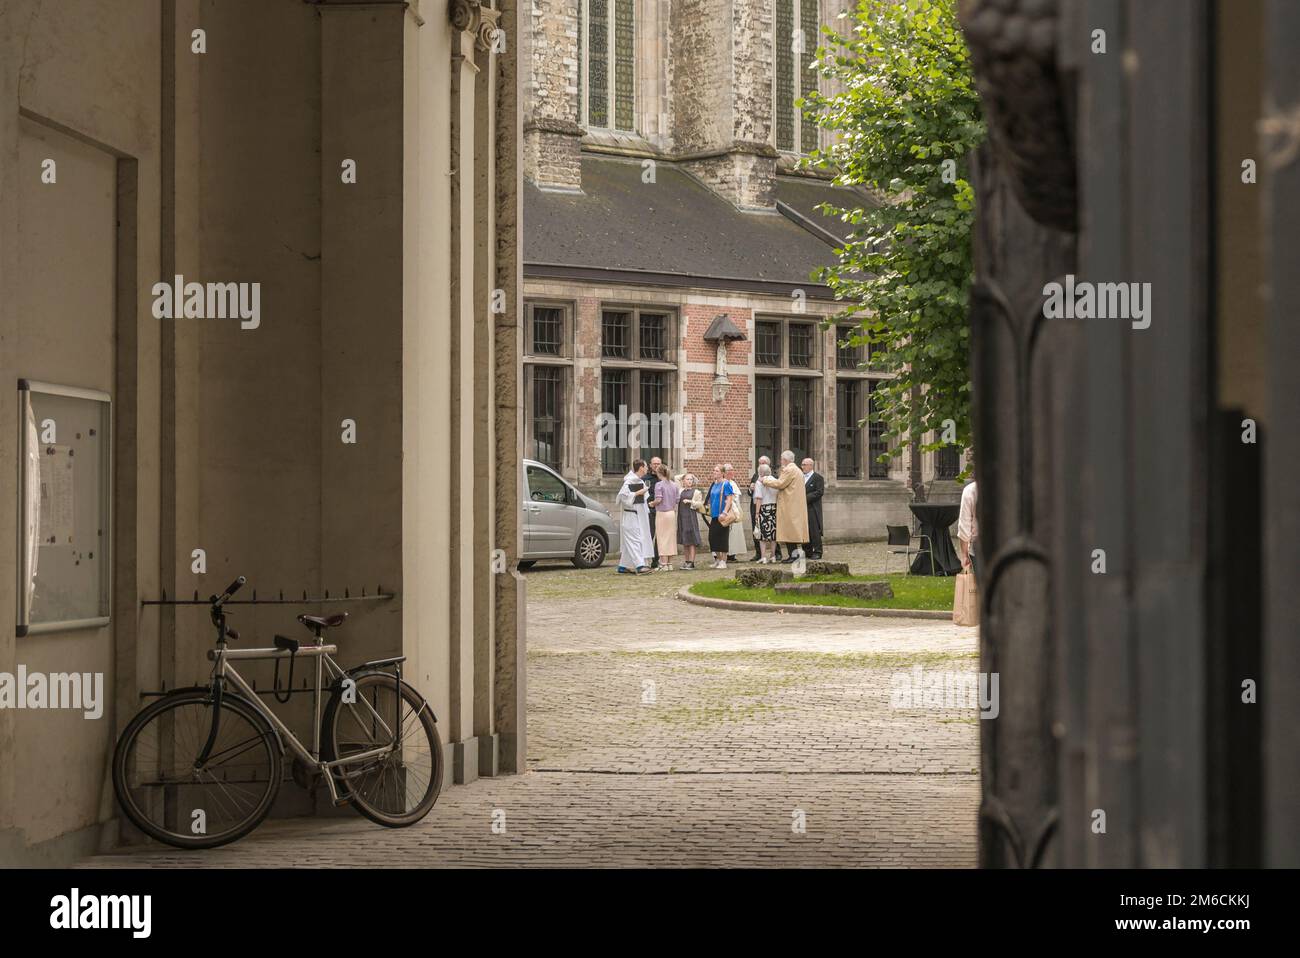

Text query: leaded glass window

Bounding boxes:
[756,377,783,465]
[775,0,819,154]
[756,321,782,366]
[587,0,609,128]
[799,0,820,153]
[935,445,960,480]
[602,310,631,358]
[788,323,814,368]
[614,0,635,131]
[837,325,864,370]
[836,379,862,479]
[639,313,667,360]
[868,380,889,479]
[789,378,813,462]
[531,306,563,356]
[532,367,563,467]
[775,0,795,151]
[602,369,630,474]
[640,371,670,463]
[583,0,635,132]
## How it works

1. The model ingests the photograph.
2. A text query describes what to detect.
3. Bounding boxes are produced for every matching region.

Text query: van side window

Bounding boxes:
[527,466,569,504]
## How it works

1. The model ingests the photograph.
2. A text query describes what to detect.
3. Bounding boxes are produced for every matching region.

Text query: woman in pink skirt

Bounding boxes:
[652,464,680,571]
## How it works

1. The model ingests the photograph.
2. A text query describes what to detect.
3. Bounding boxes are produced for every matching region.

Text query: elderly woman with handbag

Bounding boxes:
[706,464,740,569]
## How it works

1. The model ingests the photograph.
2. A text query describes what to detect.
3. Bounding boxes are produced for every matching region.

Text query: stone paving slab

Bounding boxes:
[527,648,979,775]
[81,772,977,868]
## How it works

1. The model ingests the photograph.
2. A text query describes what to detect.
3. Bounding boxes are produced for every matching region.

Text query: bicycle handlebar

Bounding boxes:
[213,576,246,606]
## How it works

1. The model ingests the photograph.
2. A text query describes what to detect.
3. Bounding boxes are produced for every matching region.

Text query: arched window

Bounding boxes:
[774,0,820,153]
[580,0,636,132]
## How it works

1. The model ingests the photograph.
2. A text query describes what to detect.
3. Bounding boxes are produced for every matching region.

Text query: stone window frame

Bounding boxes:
[772,0,821,155]
[524,299,576,473]
[752,313,824,468]
[599,302,679,474]
[579,0,638,133]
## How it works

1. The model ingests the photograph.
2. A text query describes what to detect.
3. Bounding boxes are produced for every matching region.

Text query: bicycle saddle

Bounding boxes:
[298,612,348,630]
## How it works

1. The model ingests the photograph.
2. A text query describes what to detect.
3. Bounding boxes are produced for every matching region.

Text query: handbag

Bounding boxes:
[953,571,979,627]
[719,484,743,527]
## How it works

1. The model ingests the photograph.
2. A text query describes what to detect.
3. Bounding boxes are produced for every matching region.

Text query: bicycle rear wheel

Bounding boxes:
[323,672,443,827]
[112,689,282,849]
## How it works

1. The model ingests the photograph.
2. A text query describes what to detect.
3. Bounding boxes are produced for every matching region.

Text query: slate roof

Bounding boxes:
[523,155,871,297]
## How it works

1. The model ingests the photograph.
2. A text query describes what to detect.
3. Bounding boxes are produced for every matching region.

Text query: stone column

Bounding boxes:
[473,6,502,776]
[494,0,528,775]
[523,0,583,190]
[159,0,204,699]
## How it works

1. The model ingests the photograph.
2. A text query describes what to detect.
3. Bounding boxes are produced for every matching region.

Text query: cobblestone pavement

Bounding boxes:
[83,542,979,868]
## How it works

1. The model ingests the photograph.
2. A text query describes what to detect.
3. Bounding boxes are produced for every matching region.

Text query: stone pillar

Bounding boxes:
[494,0,529,775]
[671,0,777,210]
[523,0,583,190]
[159,0,204,699]
[449,24,476,783]
[473,7,502,776]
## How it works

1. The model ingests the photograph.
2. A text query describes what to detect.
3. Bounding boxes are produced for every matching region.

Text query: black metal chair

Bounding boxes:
[886,524,934,575]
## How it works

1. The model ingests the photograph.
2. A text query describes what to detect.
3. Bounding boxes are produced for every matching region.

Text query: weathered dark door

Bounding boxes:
[961,0,1298,867]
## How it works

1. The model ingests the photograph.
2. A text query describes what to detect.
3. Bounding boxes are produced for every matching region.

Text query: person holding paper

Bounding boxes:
[616,460,653,574]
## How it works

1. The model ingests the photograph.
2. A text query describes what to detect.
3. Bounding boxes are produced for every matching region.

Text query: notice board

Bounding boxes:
[17,380,111,636]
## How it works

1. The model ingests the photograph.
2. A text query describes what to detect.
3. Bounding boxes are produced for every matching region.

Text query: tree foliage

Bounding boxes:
[802,0,984,465]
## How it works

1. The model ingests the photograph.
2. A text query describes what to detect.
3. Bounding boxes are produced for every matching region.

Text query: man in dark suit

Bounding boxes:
[801,457,825,559]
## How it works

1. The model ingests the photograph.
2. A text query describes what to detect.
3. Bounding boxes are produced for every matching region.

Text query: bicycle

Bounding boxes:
[112,576,444,849]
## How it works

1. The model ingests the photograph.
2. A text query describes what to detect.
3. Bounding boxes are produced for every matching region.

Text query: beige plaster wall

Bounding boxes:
[0,0,162,862]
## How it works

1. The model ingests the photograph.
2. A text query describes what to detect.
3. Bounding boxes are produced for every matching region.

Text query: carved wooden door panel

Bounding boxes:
[962,0,1219,866]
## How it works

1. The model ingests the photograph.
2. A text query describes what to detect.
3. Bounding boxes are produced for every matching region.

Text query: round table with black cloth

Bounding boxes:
[908,502,963,576]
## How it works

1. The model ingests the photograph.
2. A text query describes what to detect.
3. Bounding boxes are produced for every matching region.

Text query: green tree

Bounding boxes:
[802,0,984,472]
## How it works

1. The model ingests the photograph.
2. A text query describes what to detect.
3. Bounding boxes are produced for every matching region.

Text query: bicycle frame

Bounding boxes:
[205,643,399,806]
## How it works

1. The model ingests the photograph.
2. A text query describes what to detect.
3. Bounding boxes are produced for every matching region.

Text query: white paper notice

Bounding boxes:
[39,445,75,545]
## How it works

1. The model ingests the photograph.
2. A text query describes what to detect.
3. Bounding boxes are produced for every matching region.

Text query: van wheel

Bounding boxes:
[572,530,606,568]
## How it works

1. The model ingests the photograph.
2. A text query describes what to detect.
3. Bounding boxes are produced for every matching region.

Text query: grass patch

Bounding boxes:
[689,573,955,611]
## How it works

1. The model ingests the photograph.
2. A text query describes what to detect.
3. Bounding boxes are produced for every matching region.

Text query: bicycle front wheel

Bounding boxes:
[323,672,443,828]
[112,689,282,849]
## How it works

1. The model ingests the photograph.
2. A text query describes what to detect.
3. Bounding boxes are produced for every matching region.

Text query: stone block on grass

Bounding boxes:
[804,560,851,576]
[735,567,794,588]
[774,581,894,600]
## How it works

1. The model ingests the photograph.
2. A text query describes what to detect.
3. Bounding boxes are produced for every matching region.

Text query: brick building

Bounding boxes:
[520,0,966,542]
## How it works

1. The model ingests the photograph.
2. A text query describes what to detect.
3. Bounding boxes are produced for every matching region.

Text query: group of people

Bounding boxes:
[616,451,826,574]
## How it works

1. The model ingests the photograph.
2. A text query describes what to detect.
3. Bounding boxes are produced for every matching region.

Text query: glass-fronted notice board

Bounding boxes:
[17,380,112,636]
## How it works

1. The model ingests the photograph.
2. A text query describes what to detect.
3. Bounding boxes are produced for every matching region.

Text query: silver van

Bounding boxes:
[520,459,621,569]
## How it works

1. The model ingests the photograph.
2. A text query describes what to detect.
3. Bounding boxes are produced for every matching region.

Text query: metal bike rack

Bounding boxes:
[137,584,395,698]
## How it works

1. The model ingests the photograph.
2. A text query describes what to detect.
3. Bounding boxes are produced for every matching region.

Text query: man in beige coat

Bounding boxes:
[760,450,809,562]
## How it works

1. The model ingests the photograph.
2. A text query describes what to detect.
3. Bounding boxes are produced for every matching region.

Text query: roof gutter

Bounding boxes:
[522,263,839,300]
